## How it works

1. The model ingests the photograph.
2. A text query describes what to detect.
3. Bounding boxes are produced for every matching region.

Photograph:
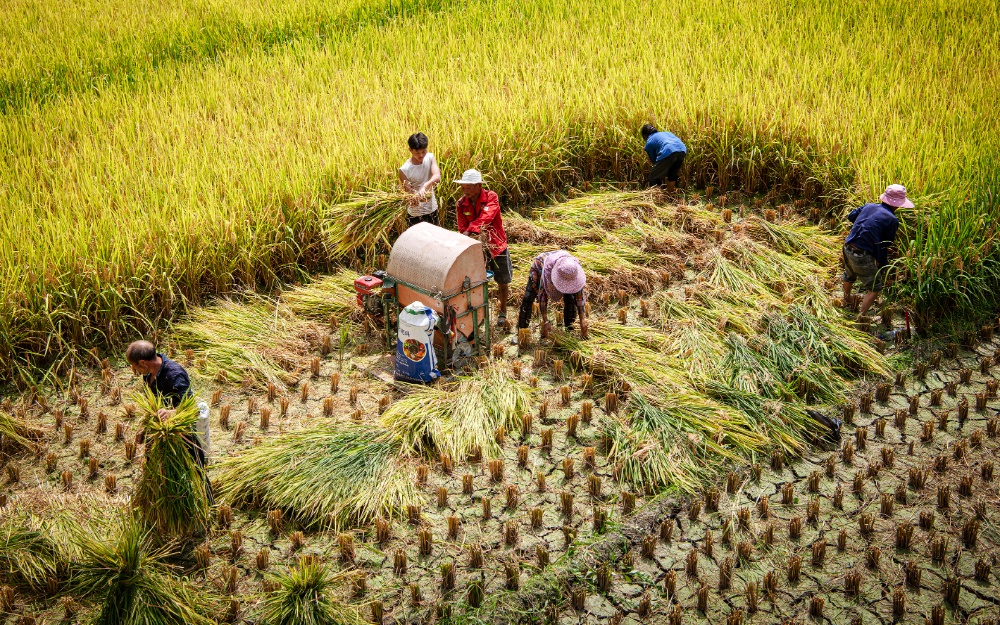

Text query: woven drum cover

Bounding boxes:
[387,223,487,315]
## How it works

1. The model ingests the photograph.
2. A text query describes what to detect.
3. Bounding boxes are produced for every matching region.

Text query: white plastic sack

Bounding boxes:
[395,301,441,383]
[196,400,211,463]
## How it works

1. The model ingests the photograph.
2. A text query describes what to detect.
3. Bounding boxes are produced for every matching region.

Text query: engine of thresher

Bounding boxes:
[354,272,389,318]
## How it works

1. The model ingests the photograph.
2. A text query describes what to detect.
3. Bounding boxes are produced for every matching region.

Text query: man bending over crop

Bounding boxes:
[516,250,588,341]
[127,340,214,503]
[455,169,513,327]
[641,123,687,191]
[842,184,912,316]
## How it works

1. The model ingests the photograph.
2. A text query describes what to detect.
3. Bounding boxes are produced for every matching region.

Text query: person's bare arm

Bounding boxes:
[419,155,442,196]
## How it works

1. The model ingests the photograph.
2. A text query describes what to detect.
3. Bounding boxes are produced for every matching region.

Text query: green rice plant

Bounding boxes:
[381,361,533,459]
[68,513,216,625]
[169,294,320,387]
[280,269,360,324]
[214,422,419,530]
[258,560,363,625]
[0,514,61,591]
[323,191,410,262]
[132,390,210,537]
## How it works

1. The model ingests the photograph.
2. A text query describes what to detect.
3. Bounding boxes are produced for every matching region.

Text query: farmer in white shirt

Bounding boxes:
[398,132,442,227]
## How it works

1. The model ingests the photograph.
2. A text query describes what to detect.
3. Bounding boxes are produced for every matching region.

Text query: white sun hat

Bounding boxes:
[453,169,484,185]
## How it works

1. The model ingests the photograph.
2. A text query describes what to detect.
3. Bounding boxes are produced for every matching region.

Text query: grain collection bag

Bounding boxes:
[395,301,441,383]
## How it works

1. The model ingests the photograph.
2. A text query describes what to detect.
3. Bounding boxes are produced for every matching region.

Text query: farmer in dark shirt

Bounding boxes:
[842,184,912,316]
[641,123,687,191]
[126,341,192,411]
[126,340,214,504]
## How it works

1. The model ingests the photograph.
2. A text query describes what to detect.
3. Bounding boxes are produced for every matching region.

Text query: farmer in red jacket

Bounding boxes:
[454,169,512,327]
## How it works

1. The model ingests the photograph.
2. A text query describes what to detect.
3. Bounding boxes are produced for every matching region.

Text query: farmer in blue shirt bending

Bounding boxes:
[842,184,913,316]
[641,123,687,191]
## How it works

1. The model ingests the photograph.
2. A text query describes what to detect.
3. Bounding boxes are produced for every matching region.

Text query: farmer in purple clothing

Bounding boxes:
[516,250,588,341]
[842,184,913,316]
[641,123,687,191]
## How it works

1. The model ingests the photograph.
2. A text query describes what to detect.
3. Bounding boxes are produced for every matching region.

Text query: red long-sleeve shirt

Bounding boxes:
[455,189,507,258]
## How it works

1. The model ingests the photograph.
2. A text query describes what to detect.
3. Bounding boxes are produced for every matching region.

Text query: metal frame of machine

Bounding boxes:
[357,271,493,368]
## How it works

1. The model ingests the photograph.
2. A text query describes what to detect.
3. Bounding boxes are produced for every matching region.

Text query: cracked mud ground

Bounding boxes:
[5,326,1000,625]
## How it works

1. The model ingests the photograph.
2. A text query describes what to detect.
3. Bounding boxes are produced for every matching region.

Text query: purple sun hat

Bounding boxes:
[551,255,586,295]
[880,184,915,209]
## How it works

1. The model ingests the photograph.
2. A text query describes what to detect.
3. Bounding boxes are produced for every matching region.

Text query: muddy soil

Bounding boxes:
[3,315,1000,625]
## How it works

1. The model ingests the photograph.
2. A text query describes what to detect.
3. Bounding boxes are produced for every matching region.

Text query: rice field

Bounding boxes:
[4,189,1000,623]
[3,0,1000,620]
[1,0,999,382]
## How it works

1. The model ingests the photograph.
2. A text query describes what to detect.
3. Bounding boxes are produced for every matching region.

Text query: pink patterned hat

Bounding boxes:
[551,255,586,295]
[880,184,914,209]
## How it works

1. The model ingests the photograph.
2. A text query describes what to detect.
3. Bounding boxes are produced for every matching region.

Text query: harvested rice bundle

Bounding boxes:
[0,410,36,456]
[170,294,321,387]
[722,237,829,302]
[602,395,764,493]
[258,560,363,625]
[571,242,661,294]
[612,219,692,256]
[553,322,690,395]
[503,212,577,246]
[0,514,62,591]
[663,320,727,381]
[700,381,818,455]
[382,362,533,459]
[781,307,889,377]
[657,294,758,336]
[656,294,759,379]
[68,514,216,625]
[281,269,362,325]
[324,191,409,260]
[215,423,419,530]
[701,300,886,404]
[507,243,549,287]
[534,190,657,235]
[132,390,210,537]
[742,216,840,262]
[704,252,777,305]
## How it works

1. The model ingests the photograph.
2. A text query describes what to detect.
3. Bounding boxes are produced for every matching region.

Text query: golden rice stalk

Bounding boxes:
[280,269,361,325]
[169,294,322,389]
[323,191,410,260]
[381,361,533,459]
[214,422,419,531]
